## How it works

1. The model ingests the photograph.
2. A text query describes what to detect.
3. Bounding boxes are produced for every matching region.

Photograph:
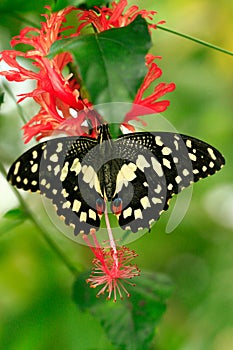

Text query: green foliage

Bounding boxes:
[52,0,83,12]
[0,91,4,106]
[0,208,27,236]
[52,0,110,11]
[82,0,110,8]
[49,16,151,106]
[0,0,51,13]
[73,270,173,350]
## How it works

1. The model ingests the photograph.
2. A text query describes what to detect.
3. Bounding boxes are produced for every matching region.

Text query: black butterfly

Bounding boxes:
[7,124,225,234]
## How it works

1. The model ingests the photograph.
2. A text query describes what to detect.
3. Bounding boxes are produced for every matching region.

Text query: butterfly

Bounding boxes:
[7,124,225,234]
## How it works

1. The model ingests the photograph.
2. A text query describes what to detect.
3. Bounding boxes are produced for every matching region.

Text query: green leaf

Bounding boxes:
[51,0,82,12]
[73,270,173,350]
[0,0,53,14]
[80,0,110,8]
[49,16,151,106]
[52,0,109,11]
[0,208,27,236]
[0,92,4,107]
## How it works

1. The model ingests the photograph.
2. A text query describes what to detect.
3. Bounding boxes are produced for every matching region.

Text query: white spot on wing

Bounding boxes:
[120,163,137,181]
[72,199,81,213]
[152,197,162,204]
[189,153,197,162]
[154,184,162,193]
[62,201,71,209]
[56,143,63,153]
[162,147,172,155]
[50,153,58,162]
[202,166,207,172]
[60,161,69,181]
[140,196,151,209]
[54,164,60,176]
[136,155,150,171]
[123,207,132,219]
[174,140,179,151]
[70,158,81,175]
[31,163,38,173]
[163,158,171,169]
[167,183,173,190]
[207,147,217,160]
[41,179,46,186]
[114,163,137,194]
[61,188,69,198]
[80,211,87,222]
[186,139,192,148]
[151,157,163,177]
[32,150,38,159]
[134,208,143,219]
[89,209,96,220]
[182,168,189,176]
[82,165,95,183]
[13,161,20,175]
[155,136,164,146]
[209,161,214,168]
[175,175,182,184]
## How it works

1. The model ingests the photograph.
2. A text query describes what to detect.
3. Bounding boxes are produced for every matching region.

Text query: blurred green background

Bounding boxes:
[0,0,232,349]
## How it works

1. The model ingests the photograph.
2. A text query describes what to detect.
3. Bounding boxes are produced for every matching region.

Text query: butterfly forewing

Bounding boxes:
[7,136,103,234]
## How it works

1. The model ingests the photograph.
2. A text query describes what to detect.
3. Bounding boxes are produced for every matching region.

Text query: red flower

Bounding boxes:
[77,0,157,33]
[0,6,91,143]
[0,2,175,143]
[83,230,140,301]
[124,54,176,125]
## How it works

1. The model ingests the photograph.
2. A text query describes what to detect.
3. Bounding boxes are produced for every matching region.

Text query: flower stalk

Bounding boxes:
[156,24,233,57]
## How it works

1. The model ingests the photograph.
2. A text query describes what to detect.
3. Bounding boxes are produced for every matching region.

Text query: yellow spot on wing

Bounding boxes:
[72,199,81,213]
[140,196,151,209]
[50,154,58,162]
[80,212,87,222]
[60,162,69,181]
[32,150,38,159]
[134,209,143,219]
[70,158,81,175]
[123,207,132,219]
[13,161,20,175]
[207,147,217,160]
[31,163,38,173]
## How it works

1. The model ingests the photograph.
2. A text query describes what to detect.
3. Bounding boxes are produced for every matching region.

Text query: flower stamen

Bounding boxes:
[83,225,140,301]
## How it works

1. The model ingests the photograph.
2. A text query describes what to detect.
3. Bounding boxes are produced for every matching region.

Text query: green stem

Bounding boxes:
[0,161,82,276]
[2,82,28,125]
[156,25,233,57]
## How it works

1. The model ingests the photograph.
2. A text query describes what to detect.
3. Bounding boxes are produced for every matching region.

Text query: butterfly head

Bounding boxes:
[96,124,112,143]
